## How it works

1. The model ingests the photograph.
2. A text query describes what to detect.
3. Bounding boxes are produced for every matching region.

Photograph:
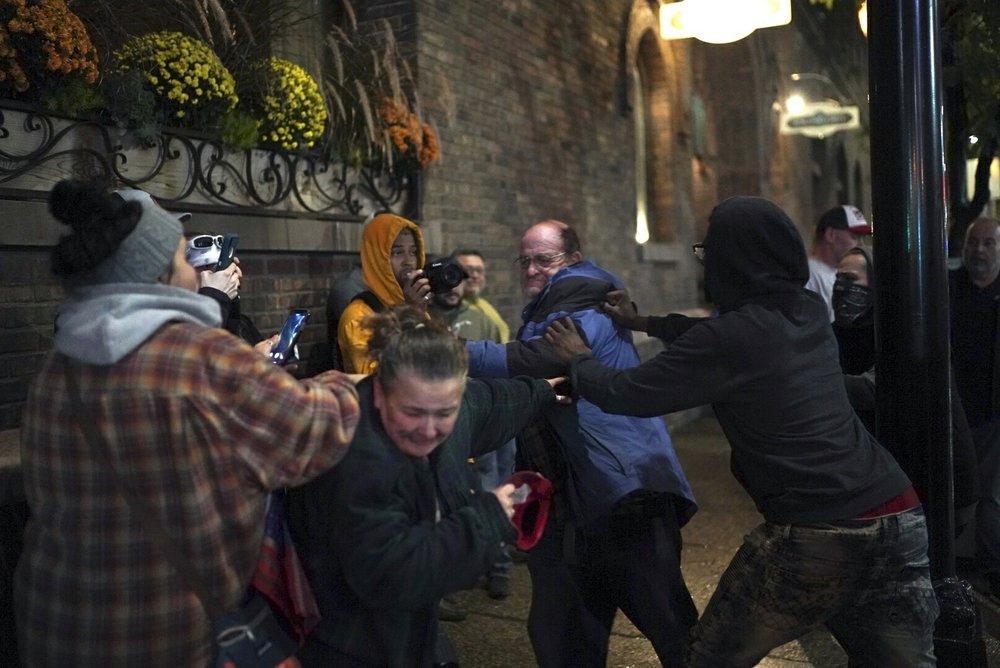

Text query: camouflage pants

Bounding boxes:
[688,508,939,667]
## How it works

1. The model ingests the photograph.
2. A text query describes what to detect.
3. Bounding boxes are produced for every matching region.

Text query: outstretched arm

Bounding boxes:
[545,317,734,416]
[464,377,565,457]
[465,337,568,379]
[603,289,707,344]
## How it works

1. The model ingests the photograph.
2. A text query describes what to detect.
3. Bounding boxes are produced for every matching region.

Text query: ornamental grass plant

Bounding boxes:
[0,0,438,175]
[324,2,439,170]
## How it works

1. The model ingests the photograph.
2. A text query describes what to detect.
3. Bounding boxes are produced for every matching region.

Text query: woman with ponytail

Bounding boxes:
[287,306,566,667]
[16,179,361,665]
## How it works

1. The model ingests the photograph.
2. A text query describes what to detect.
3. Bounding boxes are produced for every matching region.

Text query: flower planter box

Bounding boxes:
[0,100,415,223]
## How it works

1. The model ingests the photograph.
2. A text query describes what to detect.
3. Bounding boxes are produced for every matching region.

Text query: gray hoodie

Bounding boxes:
[54,283,222,365]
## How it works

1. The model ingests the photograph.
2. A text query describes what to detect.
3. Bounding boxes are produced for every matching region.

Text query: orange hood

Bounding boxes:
[361,213,425,307]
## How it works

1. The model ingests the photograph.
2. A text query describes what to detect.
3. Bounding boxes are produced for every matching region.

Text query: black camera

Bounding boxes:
[423,258,469,294]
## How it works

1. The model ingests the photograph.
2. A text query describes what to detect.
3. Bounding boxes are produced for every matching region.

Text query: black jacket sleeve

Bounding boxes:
[505,338,569,377]
[329,469,514,610]
[464,377,555,458]
[843,371,877,433]
[506,318,594,377]
[646,314,708,344]
[570,321,736,417]
[199,287,232,323]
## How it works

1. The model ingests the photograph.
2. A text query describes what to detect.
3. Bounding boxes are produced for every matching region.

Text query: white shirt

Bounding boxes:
[805,257,837,322]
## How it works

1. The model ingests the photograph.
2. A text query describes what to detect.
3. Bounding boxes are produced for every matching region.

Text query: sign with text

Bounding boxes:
[780,103,861,138]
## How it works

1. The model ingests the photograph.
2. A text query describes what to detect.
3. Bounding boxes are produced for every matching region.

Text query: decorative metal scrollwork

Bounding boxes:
[0,100,415,219]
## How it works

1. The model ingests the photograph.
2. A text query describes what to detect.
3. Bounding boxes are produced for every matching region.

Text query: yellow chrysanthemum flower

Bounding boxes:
[114,31,238,124]
[247,56,327,151]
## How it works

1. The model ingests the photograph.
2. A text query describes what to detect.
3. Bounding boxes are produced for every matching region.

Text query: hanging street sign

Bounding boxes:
[780,102,861,138]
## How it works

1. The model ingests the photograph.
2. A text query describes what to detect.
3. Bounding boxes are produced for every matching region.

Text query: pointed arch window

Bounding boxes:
[633,31,676,245]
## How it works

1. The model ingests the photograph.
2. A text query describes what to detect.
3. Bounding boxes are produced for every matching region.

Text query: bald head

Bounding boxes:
[964,217,1000,288]
[967,217,1000,238]
[519,220,583,299]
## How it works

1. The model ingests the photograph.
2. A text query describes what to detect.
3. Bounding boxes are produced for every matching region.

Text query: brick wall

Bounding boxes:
[0,250,59,431]
[413,0,703,328]
[354,0,418,54]
[0,247,354,430]
[0,0,873,430]
[231,252,356,363]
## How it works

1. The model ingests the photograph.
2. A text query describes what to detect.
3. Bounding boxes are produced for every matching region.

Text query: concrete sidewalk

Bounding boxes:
[446,416,1000,666]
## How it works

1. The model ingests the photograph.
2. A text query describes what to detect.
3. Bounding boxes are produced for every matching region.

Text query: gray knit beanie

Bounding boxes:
[86,189,185,284]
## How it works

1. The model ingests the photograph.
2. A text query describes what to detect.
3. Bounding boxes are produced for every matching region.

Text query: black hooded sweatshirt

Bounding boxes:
[569,197,911,523]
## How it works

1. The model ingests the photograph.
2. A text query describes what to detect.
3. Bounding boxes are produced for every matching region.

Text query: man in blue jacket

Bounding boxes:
[465,220,697,667]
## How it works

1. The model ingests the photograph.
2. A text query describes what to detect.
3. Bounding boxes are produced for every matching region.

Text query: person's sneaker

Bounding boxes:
[487,575,510,600]
[438,596,467,622]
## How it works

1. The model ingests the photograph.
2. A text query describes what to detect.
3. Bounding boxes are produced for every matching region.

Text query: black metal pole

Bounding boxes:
[869,0,986,663]
[870,0,953,577]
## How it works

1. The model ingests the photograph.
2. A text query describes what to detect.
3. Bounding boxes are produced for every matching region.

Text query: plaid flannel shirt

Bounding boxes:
[16,323,359,666]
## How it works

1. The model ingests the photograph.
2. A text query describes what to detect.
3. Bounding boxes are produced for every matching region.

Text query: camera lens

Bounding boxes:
[424,259,470,294]
[441,264,465,288]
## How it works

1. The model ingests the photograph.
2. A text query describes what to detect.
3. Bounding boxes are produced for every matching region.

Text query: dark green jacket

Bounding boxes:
[286,375,554,666]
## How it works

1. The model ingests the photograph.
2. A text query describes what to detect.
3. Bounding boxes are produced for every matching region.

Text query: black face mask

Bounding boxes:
[832,277,873,328]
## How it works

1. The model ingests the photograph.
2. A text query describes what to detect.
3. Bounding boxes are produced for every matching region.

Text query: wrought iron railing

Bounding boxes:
[0,99,417,220]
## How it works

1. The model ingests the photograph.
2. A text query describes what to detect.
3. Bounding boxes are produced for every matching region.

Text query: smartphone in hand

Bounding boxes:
[215,233,239,271]
[269,308,310,365]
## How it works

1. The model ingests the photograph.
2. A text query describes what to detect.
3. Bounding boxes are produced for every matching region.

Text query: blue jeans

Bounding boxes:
[475,440,516,578]
[688,508,939,667]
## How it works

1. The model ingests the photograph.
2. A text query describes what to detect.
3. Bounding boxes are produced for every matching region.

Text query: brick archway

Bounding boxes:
[624,0,659,113]
[625,0,689,245]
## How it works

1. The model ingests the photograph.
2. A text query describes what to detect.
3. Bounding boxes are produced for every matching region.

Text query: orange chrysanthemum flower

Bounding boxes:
[0,0,98,94]
[378,97,439,168]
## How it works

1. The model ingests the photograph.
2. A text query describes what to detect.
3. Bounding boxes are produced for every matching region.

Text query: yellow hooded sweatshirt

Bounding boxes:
[337,213,424,373]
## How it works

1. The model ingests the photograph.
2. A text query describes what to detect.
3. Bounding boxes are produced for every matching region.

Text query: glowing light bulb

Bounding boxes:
[659,0,791,44]
[785,94,806,115]
[635,209,650,245]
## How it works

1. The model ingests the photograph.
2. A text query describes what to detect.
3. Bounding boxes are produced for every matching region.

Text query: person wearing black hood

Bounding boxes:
[545,197,938,666]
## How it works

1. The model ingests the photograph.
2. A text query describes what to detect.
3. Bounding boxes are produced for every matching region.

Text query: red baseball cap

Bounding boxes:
[504,471,553,551]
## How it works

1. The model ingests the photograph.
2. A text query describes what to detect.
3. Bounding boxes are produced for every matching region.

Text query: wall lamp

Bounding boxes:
[659,0,791,44]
